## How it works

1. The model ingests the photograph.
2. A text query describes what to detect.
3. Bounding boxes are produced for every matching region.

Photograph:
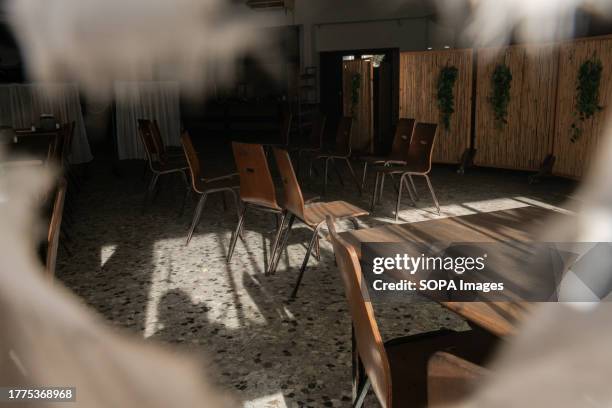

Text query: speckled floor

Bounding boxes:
[57,153,575,407]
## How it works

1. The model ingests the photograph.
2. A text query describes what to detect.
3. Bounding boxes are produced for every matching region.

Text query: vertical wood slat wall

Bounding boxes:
[342,59,374,153]
[474,44,559,171]
[553,36,612,179]
[399,49,473,164]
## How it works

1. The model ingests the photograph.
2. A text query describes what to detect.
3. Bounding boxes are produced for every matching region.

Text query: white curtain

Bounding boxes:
[0,83,93,164]
[114,81,181,160]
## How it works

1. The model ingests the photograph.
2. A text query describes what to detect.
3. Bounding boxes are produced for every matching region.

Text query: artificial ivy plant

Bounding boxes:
[350,73,361,116]
[489,64,512,128]
[437,65,458,130]
[571,55,603,142]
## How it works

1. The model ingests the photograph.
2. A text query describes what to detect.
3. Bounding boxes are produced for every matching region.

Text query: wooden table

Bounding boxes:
[340,206,566,336]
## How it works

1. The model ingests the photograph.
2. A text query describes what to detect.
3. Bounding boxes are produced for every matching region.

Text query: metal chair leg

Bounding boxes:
[270,214,295,274]
[228,188,244,239]
[361,161,368,189]
[344,158,362,195]
[290,226,321,299]
[267,211,287,275]
[403,175,417,205]
[424,174,441,215]
[378,173,386,204]
[313,235,321,261]
[409,175,419,200]
[185,193,208,245]
[227,205,247,262]
[370,171,380,212]
[353,378,371,408]
[323,157,330,195]
[395,174,405,222]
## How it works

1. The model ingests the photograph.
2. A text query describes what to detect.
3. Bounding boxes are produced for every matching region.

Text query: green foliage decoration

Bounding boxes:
[489,64,512,128]
[437,66,459,130]
[571,56,603,143]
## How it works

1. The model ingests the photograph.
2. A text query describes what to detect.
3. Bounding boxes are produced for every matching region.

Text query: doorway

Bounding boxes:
[319,48,399,153]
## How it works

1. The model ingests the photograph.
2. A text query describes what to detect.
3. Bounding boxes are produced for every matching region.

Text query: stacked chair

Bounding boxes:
[370,122,441,220]
[326,216,497,407]
[180,131,240,245]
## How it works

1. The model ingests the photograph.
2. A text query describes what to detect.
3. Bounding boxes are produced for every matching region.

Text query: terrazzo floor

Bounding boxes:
[56,152,576,407]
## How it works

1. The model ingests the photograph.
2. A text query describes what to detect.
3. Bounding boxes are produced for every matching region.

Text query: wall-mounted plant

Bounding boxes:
[350,73,361,116]
[437,65,458,130]
[571,55,603,143]
[489,64,512,128]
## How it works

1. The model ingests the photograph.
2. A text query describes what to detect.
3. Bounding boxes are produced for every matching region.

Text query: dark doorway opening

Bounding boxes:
[319,48,399,153]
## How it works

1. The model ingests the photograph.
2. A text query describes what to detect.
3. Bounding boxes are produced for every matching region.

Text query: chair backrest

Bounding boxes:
[309,113,327,148]
[326,216,392,408]
[151,119,168,158]
[46,178,67,280]
[280,110,292,146]
[406,122,437,174]
[180,131,202,192]
[335,116,353,156]
[272,147,305,219]
[232,142,278,208]
[389,118,416,161]
[137,119,158,165]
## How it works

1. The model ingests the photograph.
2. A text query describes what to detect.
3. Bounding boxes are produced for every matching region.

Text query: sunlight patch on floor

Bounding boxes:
[99,244,117,268]
[244,392,288,408]
[142,238,272,337]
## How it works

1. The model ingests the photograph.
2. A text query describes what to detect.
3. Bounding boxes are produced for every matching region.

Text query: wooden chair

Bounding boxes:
[359,118,416,189]
[46,178,67,279]
[427,352,488,407]
[181,131,240,245]
[227,142,285,274]
[151,119,185,162]
[290,112,326,178]
[326,216,498,408]
[370,123,440,220]
[270,147,368,298]
[310,117,361,195]
[137,119,190,211]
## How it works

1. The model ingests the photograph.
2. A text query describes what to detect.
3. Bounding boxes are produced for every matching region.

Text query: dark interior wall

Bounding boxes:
[181,25,300,145]
[0,23,25,83]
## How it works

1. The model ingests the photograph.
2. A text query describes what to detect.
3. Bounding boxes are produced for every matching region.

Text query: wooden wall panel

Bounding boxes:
[553,36,612,179]
[342,59,374,153]
[474,44,558,171]
[399,49,473,164]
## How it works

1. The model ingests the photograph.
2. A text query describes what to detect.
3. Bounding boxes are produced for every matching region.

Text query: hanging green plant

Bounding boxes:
[350,73,361,116]
[571,56,604,143]
[489,64,512,128]
[437,66,458,130]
